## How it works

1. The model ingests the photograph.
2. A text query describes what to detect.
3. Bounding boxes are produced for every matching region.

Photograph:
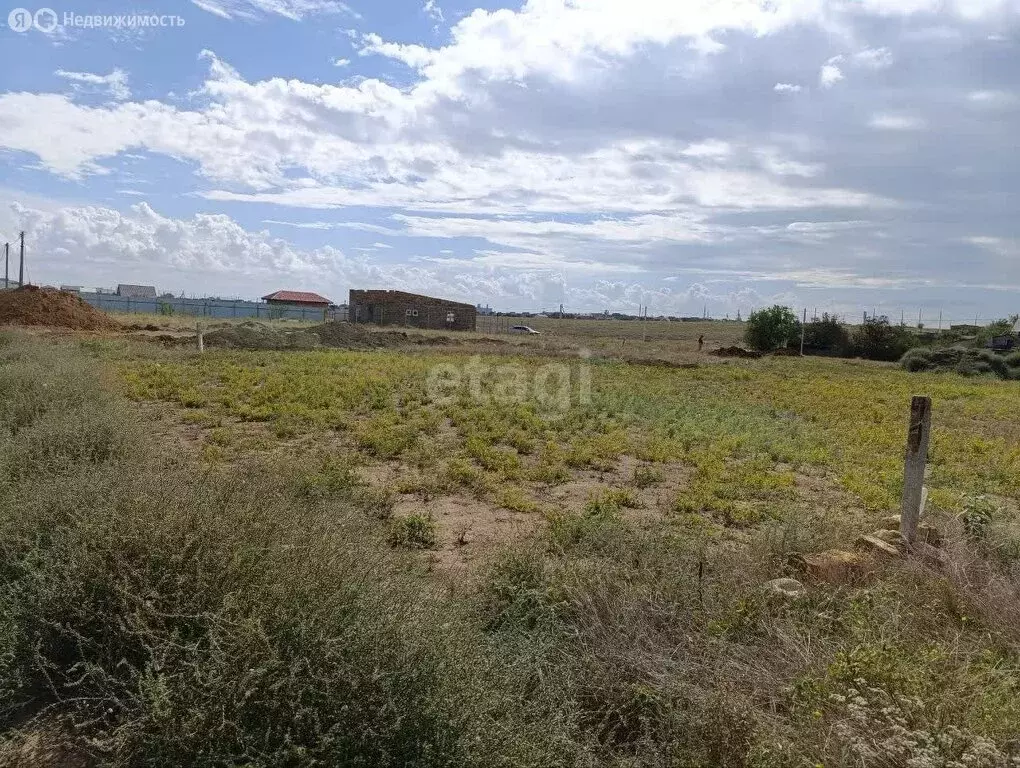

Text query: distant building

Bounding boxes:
[989,334,1016,352]
[262,290,333,308]
[349,289,477,331]
[476,303,495,316]
[60,285,82,292]
[117,284,157,299]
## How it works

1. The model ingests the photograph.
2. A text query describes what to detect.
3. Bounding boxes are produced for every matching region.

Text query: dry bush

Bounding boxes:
[0,332,567,767]
[480,505,1020,767]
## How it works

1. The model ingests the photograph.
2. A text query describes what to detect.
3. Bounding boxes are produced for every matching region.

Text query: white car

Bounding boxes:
[510,325,542,335]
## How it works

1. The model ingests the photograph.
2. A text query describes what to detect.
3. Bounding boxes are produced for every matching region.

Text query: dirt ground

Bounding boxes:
[0,286,122,331]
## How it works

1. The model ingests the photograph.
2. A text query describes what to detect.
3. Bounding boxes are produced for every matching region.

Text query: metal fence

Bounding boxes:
[475,315,513,334]
[78,291,342,323]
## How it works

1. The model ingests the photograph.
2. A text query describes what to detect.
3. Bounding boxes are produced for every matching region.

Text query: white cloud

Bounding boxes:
[820,63,844,88]
[1,0,1018,318]
[868,112,926,130]
[422,0,443,22]
[331,57,351,67]
[54,69,131,101]
[681,140,733,158]
[851,46,894,69]
[753,148,823,177]
[967,89,1017,108]
[2,199,675,310]
[968,236,1020,258]
[191,0,357,21]
[687,36,727,55]
[358,33,436,69]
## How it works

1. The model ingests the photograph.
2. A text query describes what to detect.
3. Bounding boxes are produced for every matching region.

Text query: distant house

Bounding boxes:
[262,290,333,308]
[989,334,1016,352]
[349,289,476,331]
[60,285,82,292]
[117,284,157,299]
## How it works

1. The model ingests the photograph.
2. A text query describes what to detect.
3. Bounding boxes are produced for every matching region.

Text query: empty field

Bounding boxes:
[2,328,1019,766]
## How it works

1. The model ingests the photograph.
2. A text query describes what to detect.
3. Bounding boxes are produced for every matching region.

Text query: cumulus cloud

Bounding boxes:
[851,46,894,69]
[422,0,443,22]
[2,199,736,313]
[54,69,130,101]
[191,0,357,21]
[1,0,1018,316]
[819,62,844,87]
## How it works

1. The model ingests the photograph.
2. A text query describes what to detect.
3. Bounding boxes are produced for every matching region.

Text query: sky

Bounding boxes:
[0,0,1017,321]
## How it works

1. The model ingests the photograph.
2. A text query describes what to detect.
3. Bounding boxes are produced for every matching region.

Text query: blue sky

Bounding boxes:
[0,0,1018,320]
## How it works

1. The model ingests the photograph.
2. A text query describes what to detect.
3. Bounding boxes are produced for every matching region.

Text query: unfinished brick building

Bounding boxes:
[348,290,477,331]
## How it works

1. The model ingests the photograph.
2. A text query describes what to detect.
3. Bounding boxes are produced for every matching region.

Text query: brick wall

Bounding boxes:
[349,290,477,331]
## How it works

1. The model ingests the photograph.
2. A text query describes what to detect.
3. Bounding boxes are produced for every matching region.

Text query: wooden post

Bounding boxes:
[196,322,204,353]
[900,395,932,545]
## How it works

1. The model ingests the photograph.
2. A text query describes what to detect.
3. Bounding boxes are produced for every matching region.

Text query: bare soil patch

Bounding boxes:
[710,345,762,359]
[0,285,121,331]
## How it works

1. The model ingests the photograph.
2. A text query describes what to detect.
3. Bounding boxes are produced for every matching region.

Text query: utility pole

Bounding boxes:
[3,242,8,289]
[18,232,25,288]
[800,308,806,356]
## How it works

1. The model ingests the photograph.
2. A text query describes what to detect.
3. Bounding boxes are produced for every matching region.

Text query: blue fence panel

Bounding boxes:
[77,292,329,322]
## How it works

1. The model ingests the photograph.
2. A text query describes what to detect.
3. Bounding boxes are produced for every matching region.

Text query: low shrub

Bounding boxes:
[802,313,851,354]
[388,512,439,549]
[900,346,1016,380]
[851,317,917,361]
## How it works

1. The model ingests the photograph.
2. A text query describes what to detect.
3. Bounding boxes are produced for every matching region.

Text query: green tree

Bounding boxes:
[803,313,850,354]
[744,305,801,351]
[850,316,916,361]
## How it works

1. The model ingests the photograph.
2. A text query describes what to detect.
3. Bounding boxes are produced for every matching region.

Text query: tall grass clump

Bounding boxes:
[901,346,1016,380]
[478,507,1020,766]
[0,333,565,767]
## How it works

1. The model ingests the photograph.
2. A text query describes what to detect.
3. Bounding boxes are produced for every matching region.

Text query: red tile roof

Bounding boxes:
[262,290,332,305]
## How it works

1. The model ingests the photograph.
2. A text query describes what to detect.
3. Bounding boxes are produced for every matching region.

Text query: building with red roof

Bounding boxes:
[262,290,333,308]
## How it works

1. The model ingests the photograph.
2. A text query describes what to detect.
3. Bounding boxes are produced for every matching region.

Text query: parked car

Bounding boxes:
[510,325,542,335]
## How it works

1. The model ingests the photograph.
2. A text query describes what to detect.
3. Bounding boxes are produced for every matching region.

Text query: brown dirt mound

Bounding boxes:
[0,285,121,331]
[710,345,762,359]
[203,321,418,351]
[312,322,409,349]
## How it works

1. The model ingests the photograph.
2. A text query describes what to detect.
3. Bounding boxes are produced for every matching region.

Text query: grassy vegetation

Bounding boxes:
[119,347,1019,521]
[2,331,1019,766]
[477,316,746,362]
[903,346,1020,380]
